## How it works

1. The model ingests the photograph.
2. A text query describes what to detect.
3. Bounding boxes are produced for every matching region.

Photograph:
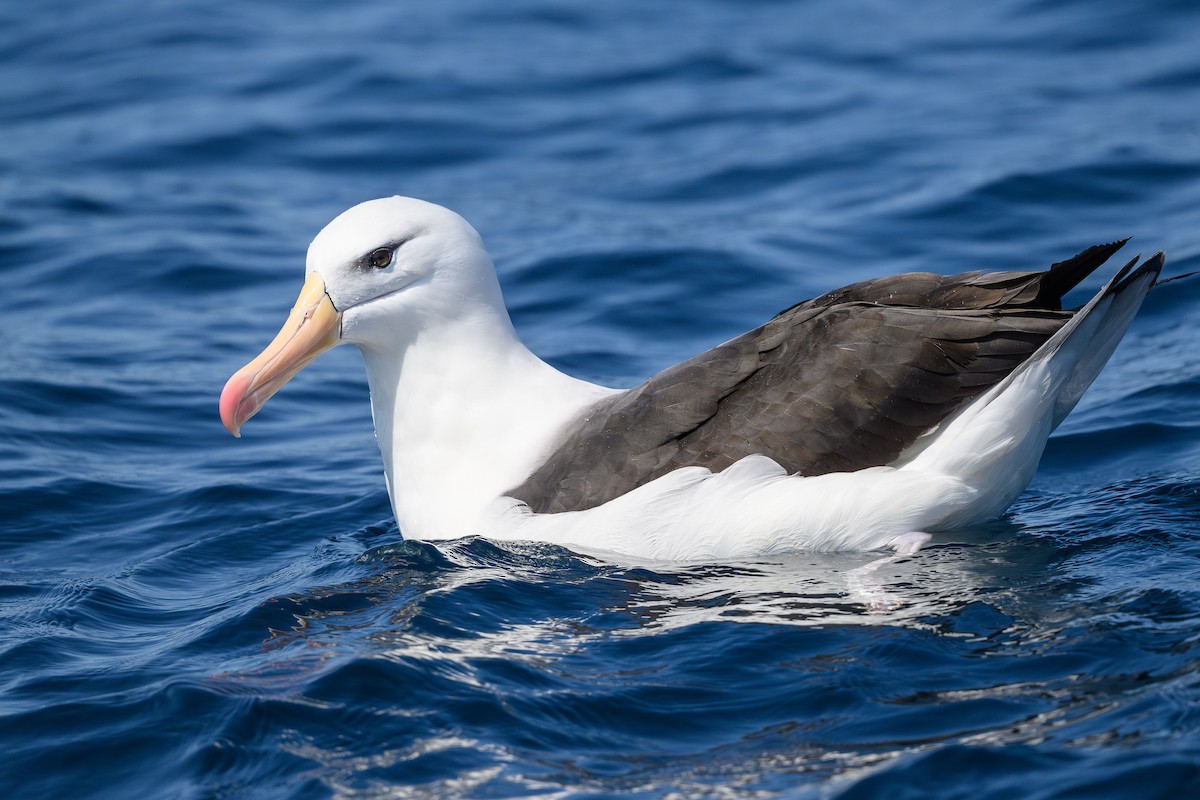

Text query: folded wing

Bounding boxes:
[509,240,1130,513]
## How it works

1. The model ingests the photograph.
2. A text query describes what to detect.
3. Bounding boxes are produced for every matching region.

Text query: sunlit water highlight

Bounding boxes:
[3,1,1200,797]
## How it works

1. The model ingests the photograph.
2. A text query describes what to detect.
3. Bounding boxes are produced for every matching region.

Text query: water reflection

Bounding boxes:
[213,513,1200,797]
[249,518,1064,665]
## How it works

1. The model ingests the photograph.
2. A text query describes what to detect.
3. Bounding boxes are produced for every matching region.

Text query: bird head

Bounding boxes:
[218,196,497,436]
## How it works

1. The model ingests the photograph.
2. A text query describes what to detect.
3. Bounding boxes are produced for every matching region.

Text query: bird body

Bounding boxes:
[220,197,1163,560]
[359,311,615,540]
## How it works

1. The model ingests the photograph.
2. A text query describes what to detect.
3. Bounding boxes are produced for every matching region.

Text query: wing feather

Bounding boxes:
[508,241,1129,513]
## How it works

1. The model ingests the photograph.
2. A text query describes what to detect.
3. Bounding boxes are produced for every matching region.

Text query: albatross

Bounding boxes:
[219,197,1163,560]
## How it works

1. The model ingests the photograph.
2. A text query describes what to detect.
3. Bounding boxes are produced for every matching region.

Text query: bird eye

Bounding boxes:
[368,247,393,269]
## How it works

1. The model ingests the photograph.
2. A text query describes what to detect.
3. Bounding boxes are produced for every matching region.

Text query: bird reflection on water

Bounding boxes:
[221,521,1126,793]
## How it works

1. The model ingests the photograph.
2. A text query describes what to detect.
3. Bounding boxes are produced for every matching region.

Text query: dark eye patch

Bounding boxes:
[360,235,417,271]
[368,247,393,269]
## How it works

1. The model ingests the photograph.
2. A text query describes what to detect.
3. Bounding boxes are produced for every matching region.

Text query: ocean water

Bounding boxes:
[3,0,1200,797]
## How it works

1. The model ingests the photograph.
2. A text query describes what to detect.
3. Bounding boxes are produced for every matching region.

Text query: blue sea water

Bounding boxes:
[3,0,1200,796]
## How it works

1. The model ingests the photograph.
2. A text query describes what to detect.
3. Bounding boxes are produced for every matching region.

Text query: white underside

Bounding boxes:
[373,270,1152,562]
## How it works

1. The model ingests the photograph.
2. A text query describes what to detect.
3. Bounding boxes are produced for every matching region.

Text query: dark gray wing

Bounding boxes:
[796,238,1129,312]
[508,241,1129,513]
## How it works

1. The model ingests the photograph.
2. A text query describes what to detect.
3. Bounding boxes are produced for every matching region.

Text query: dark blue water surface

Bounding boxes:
[4,1,1200,797]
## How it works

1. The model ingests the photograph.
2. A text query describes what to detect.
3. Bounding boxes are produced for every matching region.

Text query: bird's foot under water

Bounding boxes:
[843,531,932,611]
[889,530,932,555]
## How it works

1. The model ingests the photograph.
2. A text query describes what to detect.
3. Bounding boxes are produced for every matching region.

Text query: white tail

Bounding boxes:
[908,254,1163,529]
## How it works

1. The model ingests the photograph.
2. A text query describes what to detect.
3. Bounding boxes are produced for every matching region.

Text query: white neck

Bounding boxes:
[358,306,616,540]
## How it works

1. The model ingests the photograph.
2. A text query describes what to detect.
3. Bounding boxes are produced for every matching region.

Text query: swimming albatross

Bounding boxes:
[220,197,1163,560]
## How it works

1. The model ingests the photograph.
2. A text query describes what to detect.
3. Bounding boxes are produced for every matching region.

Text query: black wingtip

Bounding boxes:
[1035,238,1131,308]
[1111,254,1141,286]
[1102,251,1165,299]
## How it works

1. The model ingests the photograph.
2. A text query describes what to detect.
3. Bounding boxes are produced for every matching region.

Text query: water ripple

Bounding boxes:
[3,0,1200,798]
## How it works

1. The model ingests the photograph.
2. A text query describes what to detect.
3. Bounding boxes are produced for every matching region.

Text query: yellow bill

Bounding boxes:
[219,272,341,437]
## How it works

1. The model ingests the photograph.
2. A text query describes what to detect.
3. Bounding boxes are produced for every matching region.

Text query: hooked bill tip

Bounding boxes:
[219,371,251,437]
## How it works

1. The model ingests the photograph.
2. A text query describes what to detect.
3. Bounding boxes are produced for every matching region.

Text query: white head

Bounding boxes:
[310,196,505,349]
[219,196,511,435]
